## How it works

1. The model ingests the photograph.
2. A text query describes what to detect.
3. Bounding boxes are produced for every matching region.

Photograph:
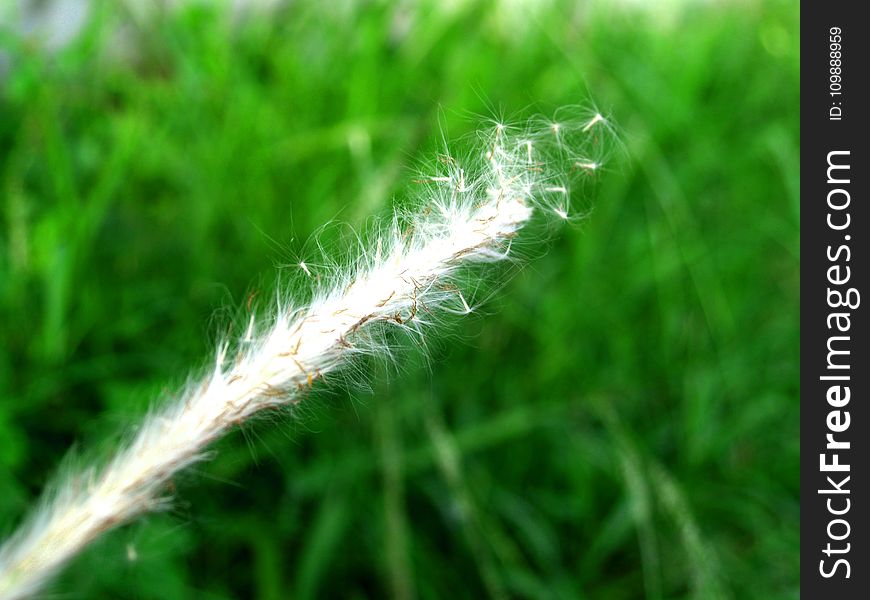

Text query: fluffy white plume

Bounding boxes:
[0,112,607,599]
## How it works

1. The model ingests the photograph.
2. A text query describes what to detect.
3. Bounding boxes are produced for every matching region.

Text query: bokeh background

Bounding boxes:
[0,0,798,598]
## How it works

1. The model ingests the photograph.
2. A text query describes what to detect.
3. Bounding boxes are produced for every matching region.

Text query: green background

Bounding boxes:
[0,0,798,598]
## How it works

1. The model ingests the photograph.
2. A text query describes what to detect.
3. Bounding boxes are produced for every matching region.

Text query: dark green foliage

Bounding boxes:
[0,1,798,598]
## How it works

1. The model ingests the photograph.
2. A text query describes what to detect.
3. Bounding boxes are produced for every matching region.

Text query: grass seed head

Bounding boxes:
[0,109,610,600]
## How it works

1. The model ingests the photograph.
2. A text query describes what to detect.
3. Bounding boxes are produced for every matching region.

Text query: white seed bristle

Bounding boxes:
[0,113,607,599]
[582,113,605,132]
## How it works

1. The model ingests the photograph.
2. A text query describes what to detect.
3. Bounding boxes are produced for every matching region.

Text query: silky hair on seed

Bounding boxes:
[0,109,610,600]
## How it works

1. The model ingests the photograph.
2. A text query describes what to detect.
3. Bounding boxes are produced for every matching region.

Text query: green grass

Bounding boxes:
[0,1,798,598]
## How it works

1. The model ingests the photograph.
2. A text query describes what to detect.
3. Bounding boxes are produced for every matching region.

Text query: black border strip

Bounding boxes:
[801,4,868,596]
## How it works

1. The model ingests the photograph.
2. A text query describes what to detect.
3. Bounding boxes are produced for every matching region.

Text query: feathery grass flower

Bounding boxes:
[0,111,608,599]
